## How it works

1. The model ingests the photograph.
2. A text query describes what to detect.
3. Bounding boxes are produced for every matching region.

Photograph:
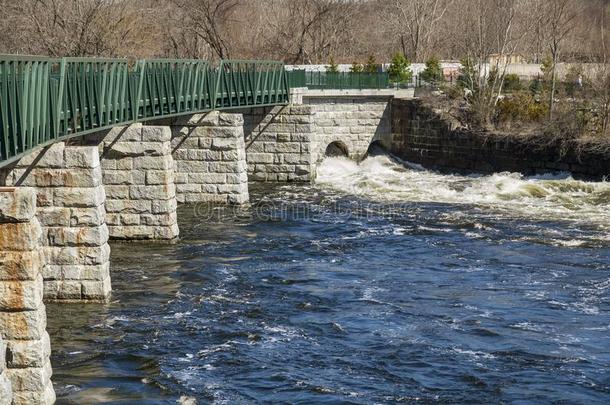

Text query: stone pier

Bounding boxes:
[2,143,111,301]
[171,112,249,204]
[100,124,179,240]
[242,105,316,182]
[0,188,55,404]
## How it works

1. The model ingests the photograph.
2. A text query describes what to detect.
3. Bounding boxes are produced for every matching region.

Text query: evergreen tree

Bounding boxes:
[364,55,378,73]
[420,57,443,85]
[388,53,413,84]
[327,56,339,73]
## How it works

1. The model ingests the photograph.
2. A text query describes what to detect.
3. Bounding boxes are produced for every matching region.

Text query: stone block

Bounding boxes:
[0,275,44,311]
[35,188,53,208]
[129,184,175,201]
[177,161,207,173]
[151,199,177,214]
[37,207,71,227]
[105,199,152,214]
[142,126,172,142]
[70,206,106,227]
[120,214,141,226]
[146,170,173,185]
[0,251,43,281]
[140,212,177,226]
[64,147,100,169]
[0,305,47,340]
[6,332,50,368]
[53,185,105,208]
[12,382,55,405]
[46,244,110,267]
[14,143,64,169]
[102,124,142,143]
[5,360,52,393]
[0,221,42,252]
[45,224,108,247]
[133,155,173,170]
[104,185,130,200]
[211,138,236,151]
[0,188,36,223]
[218,113,244,126]
[81,277,111,300]
[173,111,220,127]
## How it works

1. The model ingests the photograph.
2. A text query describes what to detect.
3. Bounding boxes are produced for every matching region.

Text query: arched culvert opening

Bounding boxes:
[365,140,388,158]
[324,141,349,158]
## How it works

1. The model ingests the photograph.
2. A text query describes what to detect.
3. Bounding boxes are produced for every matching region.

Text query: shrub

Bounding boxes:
[388,52,413,84]
[350,62,363,73]
[503,74,522,92]
[495,92,548,124]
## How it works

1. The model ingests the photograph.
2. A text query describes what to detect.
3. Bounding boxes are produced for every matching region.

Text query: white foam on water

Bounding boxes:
[316,155,610,226]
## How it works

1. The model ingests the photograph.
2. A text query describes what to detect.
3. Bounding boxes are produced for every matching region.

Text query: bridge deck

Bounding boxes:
[0,57,289,167]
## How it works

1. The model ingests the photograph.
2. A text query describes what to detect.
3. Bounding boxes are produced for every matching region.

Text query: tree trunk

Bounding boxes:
[549,56,558,120]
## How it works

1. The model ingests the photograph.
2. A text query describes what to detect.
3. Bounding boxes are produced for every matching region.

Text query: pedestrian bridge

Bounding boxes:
[0,56,289,168]
[0,55,412,405]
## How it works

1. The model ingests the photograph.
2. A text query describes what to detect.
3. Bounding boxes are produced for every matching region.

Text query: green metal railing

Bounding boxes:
[0,56,289,167]
[288,70,391,90]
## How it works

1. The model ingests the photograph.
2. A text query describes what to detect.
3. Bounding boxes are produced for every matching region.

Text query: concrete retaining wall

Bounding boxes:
[0,187,55,405]
[390,98,610,179]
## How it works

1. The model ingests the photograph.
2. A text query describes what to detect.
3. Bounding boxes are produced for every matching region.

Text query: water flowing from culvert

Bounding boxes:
[47,153,610,403]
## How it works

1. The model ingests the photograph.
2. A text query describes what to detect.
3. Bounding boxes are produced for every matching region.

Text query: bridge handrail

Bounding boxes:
[287,70,391,90]
[0,55,290,167]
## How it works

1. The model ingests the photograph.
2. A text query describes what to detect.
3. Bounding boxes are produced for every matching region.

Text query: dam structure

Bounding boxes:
[0,55,413,404]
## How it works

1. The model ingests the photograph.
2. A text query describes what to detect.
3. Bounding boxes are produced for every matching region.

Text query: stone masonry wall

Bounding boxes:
[2,142,111,301]
[303,96,392,162]
[390,98,610,179]
[242,105,316,182]
[0,187,55,405]
[171,112,249,204]
[100,124,179,240]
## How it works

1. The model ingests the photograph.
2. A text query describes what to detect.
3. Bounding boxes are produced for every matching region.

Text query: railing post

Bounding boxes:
[135,60,146,122]
[55,58,67,140]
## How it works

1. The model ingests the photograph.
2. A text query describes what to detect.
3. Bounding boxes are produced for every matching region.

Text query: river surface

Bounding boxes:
[48,155,610,404]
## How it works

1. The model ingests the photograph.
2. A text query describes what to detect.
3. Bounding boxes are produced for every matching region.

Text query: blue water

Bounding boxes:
[48,160,610,404]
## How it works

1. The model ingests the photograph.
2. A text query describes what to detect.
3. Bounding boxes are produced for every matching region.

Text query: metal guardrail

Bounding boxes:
[0,56,289,167]
[288,71,391,90]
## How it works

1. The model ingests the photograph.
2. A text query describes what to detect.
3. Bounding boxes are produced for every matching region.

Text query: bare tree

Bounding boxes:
[262,0,357,64]
[457,0,529,127]
[541,0,580,119]
[385,0,453,61]
[16,0,151,57]
[172,0,240,60]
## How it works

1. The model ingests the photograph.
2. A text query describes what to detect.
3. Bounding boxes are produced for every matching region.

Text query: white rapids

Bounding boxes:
[316,155,610,226]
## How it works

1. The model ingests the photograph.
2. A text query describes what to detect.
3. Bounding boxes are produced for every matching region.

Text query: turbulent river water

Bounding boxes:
[48,155,610,404]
